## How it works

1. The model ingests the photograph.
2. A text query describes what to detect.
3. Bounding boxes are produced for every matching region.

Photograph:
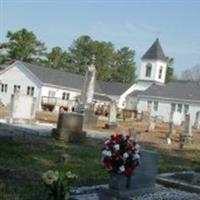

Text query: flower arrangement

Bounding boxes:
[101,133,140,177]
[42,170,78,200]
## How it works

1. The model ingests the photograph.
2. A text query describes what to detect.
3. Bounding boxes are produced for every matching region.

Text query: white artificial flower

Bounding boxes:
[123,152,129,159]
[42,170,59,185]
[135,150,139,154]
[119,165,125,172]
[102,150,112,157]
[102,150,108,156]
[133,153,140,160]
[66,171,78,179]
[106,151,112,157]
[114,144,120,151]
[104,140,110,145]
[135,144,140,150]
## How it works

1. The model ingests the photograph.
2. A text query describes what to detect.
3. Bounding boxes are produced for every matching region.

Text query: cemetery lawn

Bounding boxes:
[0,136,107,200]
[0,133,199,199]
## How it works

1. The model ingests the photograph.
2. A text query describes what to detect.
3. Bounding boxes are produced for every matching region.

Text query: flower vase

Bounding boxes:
[109,173,132,191]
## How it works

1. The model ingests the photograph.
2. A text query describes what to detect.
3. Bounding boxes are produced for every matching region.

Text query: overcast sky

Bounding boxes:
[1,0,200,76]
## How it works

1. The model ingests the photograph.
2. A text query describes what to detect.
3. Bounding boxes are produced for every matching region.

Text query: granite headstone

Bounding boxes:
[70,149,159,200]
[52,112,85,142]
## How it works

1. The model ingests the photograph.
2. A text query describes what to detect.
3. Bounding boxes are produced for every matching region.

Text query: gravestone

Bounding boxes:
[52,112,85,142]
[180,114,193,148]
[9,93,36,124]
[80,56,96,110]
[143,104,154,133]
[136,112,142,121]
[70,149,159,200]
[128,128,141,142]
[105,100,117,129]
[166,111,174,144]
[148,117,155,133]
[79,57,98,127]
[83,104,98,128]
[101,149,159,199]
[172,112,183,126]
[194,112,200,129]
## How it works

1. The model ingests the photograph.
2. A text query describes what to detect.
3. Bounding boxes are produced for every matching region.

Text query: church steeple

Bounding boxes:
[142,38,166,62]
[139,38,167,84]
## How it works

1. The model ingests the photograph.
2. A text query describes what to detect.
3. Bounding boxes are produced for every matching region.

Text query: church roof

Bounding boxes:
[142,38,166,62]
[138,80,200,102]
[21,62,131,97]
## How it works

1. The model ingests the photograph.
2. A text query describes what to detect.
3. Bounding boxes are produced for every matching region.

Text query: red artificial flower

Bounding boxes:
[102,132,141,176]
[112,151,121,160]
[126,144,133,151]
[126,135,130,140]
[124,167,133,176]
[114,133,122,143]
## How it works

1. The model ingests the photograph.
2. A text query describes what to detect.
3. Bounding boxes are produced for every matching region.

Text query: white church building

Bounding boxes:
[124,38,200,127]
[0,60,131,111]
[0,38,200,127]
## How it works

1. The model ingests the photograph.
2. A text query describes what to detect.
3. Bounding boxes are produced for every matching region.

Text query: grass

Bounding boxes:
[0,136,107,199]
[0,132,199,199]
[141,142,200,173]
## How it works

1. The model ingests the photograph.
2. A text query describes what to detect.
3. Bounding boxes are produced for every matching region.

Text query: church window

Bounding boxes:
[158,66,163,79]
[1,84,8,93]
[147,100,152,105]
[13,85,21,93]
[153,101,158,111]
[27,86,34,96]
[177,104,182,113]
[147,100,152,110]
[62,92,70,100]
[171,103,176,112]
[184,104,189,114]
[145,63,152,77]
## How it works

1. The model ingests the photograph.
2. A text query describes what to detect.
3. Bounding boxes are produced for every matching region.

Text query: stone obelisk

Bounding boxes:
[79,56,97,127]
[80,56,96,111]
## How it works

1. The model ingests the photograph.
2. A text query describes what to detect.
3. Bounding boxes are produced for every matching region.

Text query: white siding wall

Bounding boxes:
[189,104,200,125]
[119,81,153,109]
[41,85,80,100]
[137,97,200,125]
[0,63,41,107]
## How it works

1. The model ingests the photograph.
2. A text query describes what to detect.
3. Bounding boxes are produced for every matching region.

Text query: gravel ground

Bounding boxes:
[131,185,200,200]
[71,184,200,200]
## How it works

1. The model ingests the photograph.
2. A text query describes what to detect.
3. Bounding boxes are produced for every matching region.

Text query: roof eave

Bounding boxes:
[138,95,200,104]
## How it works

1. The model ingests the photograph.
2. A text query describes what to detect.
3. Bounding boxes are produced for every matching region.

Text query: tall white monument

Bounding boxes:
[78,56,98,127]
[80,56,96,110]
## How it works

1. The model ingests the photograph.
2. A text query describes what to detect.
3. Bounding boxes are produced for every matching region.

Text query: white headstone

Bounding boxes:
[184,114,192,137]
[194,111,200,129]
[172,112,183,126]
[148,117,155,132]
[166,111,174,144]
[180,114,193,148]
[108,100,117,124]
[9,93,36,124]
